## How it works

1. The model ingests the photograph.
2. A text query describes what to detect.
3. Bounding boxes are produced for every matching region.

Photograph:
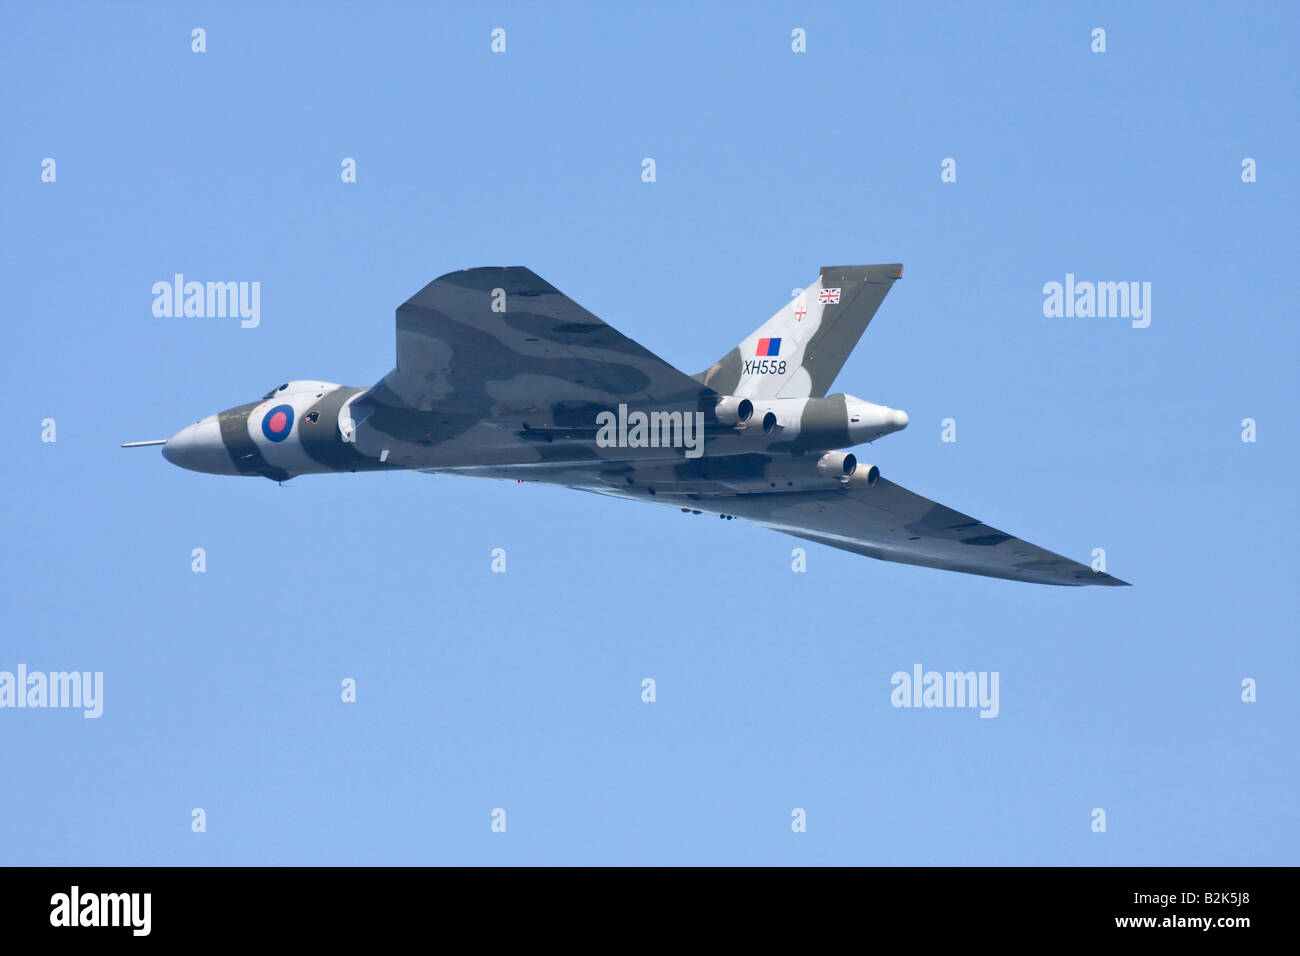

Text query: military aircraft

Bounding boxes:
[125,265,1128,586]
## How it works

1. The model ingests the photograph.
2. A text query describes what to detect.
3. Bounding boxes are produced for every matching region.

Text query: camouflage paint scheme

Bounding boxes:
[155,265,1128,586]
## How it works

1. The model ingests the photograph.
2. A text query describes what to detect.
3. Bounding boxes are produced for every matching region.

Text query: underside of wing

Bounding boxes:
[698,477,1129,586]
[368,267,711,417]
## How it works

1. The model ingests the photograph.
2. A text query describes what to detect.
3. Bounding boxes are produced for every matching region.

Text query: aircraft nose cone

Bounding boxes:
[163,416,238,474]
[888,408,909,429]
[160,425,192,466]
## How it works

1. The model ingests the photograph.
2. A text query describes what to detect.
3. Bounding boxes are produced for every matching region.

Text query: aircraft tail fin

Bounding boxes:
[693,264,902,399]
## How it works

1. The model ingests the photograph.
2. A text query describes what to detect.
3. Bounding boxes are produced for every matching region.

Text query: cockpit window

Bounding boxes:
[261,383,290,400]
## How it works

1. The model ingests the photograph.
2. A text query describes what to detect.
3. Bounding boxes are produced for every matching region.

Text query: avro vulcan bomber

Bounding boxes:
[126,265,1128,586]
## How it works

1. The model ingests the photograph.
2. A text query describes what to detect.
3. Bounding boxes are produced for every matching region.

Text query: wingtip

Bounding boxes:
[1075,571,1130,587]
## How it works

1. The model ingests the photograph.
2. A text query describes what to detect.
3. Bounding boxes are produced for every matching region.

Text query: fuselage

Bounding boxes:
[161,379,909,489]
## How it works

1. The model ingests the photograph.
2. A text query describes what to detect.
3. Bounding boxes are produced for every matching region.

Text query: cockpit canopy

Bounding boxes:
[260,381,340,400]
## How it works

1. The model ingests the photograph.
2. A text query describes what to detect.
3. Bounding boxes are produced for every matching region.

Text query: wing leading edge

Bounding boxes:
[369,266,710,415]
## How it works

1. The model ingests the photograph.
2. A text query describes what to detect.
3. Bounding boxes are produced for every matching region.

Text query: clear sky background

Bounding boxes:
[2,2,1296,865]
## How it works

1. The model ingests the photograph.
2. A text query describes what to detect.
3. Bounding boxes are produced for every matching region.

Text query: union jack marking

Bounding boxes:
[819,288,841,304]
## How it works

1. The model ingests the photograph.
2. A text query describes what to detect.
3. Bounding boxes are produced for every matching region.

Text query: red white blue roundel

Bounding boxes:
[262,404,294,442]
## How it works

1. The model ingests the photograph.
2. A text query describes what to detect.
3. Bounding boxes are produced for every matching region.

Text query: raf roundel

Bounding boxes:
[261,404,295,442]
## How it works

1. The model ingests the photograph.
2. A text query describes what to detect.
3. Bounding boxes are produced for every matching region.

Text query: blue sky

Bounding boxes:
[1,2,1296,865]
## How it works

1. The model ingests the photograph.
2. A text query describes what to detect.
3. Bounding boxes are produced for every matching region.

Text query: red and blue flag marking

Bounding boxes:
[756,337,782,357]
